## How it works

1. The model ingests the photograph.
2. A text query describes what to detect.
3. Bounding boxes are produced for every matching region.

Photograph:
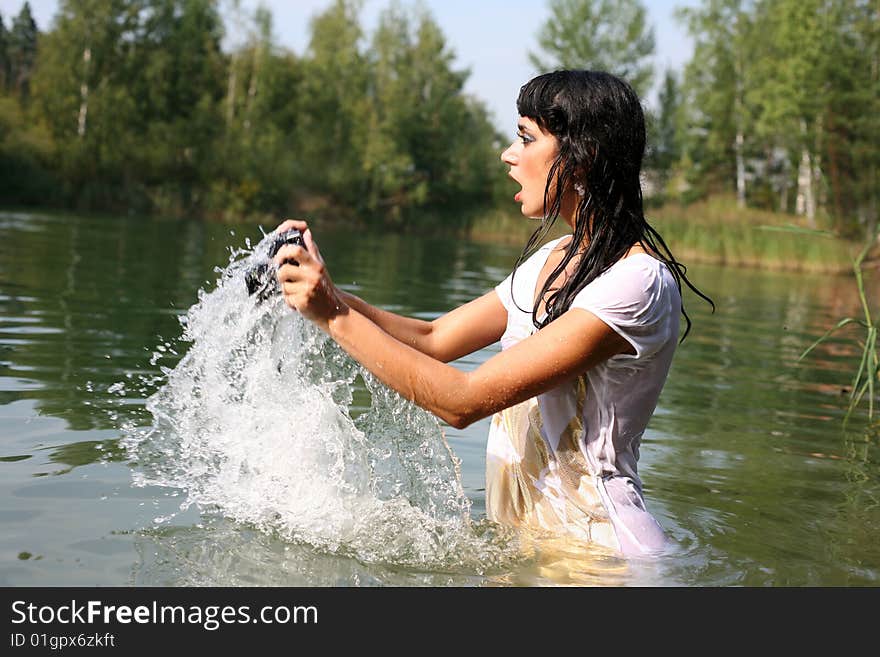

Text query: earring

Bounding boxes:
[574,182,586,197]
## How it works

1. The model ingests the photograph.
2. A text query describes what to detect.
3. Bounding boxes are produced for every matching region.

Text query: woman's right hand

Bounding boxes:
[273,219,348,330]
[272,218,309,238]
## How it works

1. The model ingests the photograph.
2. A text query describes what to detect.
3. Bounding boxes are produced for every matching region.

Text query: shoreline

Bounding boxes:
[2,201,876,276]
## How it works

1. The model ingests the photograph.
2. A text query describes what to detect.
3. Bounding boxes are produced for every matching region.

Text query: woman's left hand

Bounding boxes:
[273,221,347,330]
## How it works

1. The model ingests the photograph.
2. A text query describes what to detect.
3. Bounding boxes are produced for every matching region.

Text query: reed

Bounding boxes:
[800,231,880,426]
[468,196,862,272]
[467,207,569,245]
[649,197,859,273]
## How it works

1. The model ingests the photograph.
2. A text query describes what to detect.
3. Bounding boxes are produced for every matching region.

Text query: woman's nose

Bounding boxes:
[500,142,518,165]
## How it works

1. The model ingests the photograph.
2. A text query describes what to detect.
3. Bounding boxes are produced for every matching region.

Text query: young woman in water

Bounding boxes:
[272,70,712,557]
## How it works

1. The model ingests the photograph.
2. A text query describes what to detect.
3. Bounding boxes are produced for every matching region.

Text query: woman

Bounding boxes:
[272,70,712,557]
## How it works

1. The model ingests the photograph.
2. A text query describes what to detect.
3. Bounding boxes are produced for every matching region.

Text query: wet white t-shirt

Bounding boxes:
[490,236,680,555]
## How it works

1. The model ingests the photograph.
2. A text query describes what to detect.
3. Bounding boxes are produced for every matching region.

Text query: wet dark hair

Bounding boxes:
[510,70,713,339]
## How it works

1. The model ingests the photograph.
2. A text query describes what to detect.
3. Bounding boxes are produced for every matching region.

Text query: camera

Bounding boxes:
[245,228,306,301]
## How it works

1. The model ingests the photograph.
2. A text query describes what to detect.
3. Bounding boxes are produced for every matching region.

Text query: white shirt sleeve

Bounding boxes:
[570,256,675,360]
[494,272,514,312]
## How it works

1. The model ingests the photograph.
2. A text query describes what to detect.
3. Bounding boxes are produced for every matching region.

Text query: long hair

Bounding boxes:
[509,70,713,338]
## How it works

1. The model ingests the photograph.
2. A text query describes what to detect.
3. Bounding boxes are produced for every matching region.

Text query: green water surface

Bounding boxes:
[1,210,877,586]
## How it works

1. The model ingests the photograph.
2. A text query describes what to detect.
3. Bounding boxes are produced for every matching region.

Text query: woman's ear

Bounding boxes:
[573,164,589,196]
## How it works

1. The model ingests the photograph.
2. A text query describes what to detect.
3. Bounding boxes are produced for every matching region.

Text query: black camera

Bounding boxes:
[245,229,306,301]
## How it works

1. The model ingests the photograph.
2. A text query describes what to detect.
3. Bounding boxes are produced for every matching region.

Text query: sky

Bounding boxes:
[8,0,698,136]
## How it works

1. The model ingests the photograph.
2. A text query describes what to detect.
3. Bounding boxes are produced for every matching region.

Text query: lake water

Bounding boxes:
[1,210,877,586]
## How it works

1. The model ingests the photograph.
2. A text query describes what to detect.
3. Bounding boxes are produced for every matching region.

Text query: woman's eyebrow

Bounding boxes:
[517,123,532,134]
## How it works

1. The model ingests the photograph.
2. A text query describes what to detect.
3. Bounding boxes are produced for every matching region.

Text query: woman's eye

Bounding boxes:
[517,132,533,145]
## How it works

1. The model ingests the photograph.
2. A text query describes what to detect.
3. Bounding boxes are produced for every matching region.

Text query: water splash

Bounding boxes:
[121,234,518,572]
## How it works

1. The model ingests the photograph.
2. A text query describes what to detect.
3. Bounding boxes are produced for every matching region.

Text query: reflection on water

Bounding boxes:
[129,519,504,587]
[0,210,878,586]
[128,519,672,587]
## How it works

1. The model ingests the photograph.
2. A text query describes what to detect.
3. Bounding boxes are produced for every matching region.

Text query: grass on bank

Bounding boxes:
[649,196,869,274]
[468,195,873,274]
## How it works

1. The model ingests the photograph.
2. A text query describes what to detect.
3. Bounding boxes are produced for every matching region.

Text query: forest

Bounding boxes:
[0,0,877,238]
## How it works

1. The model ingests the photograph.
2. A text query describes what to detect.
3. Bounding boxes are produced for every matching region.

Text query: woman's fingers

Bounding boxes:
[273,218,309,234]
[273,244,314,269]
[303,229,324,265]
[275,244,317,310]
[271,224,340,323]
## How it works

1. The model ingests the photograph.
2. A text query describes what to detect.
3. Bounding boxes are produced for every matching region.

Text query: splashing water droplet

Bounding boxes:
[120,234,519,572]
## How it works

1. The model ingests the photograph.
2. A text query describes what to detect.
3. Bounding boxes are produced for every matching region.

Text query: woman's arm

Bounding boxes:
[272,219,506,361]
[275,225,631,429]
[341,290,507,363]
[323,302,628,428]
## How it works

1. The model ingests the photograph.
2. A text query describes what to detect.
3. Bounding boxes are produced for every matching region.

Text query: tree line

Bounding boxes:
[0,0,877,237]
[658,0,878,238]
[531,0,878,239]
[0,0,505,228]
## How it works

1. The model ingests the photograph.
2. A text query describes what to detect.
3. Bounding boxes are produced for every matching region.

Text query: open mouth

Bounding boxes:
[508,172,522,201]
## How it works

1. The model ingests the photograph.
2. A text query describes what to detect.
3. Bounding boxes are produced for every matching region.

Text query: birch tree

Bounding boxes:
[748,0,833,226]
[529,0,655,98]
[677,0,755,207]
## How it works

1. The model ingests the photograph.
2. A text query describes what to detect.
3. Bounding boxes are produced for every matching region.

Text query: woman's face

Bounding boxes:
[501,116,560,219]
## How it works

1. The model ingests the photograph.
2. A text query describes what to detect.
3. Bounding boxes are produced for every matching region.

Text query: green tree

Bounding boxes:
[31,0,225,213]
[732,0,879,234]
[31,0,141,207]
[673,0,878,234]
[364,4,463,214]
[358,2,502,226]
[0,7,56,206]
[231,48,305,216]
[213,2,306,218]
[0,90,58,204]
[801,0,879,237]
[748,0,836,226]
[363,4,420,214]
[221,0,273,131]
[9,1,39,102]
[296,0,370,210]
[2,0,504,228]
[133,0,226,210]
[0,13,10,92]
[646,68,682,192]
[528,0,655,97]
[33,0,137,140]
[677,0,755,207]
[847,0,880,238]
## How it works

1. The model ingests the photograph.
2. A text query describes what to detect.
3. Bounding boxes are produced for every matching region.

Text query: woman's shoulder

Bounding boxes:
[574,254,678,315]
[603,253,677,288]
[571,254,680,356]
[535,234,570,257]
[495,235,571,311]
[513,235,571,273]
